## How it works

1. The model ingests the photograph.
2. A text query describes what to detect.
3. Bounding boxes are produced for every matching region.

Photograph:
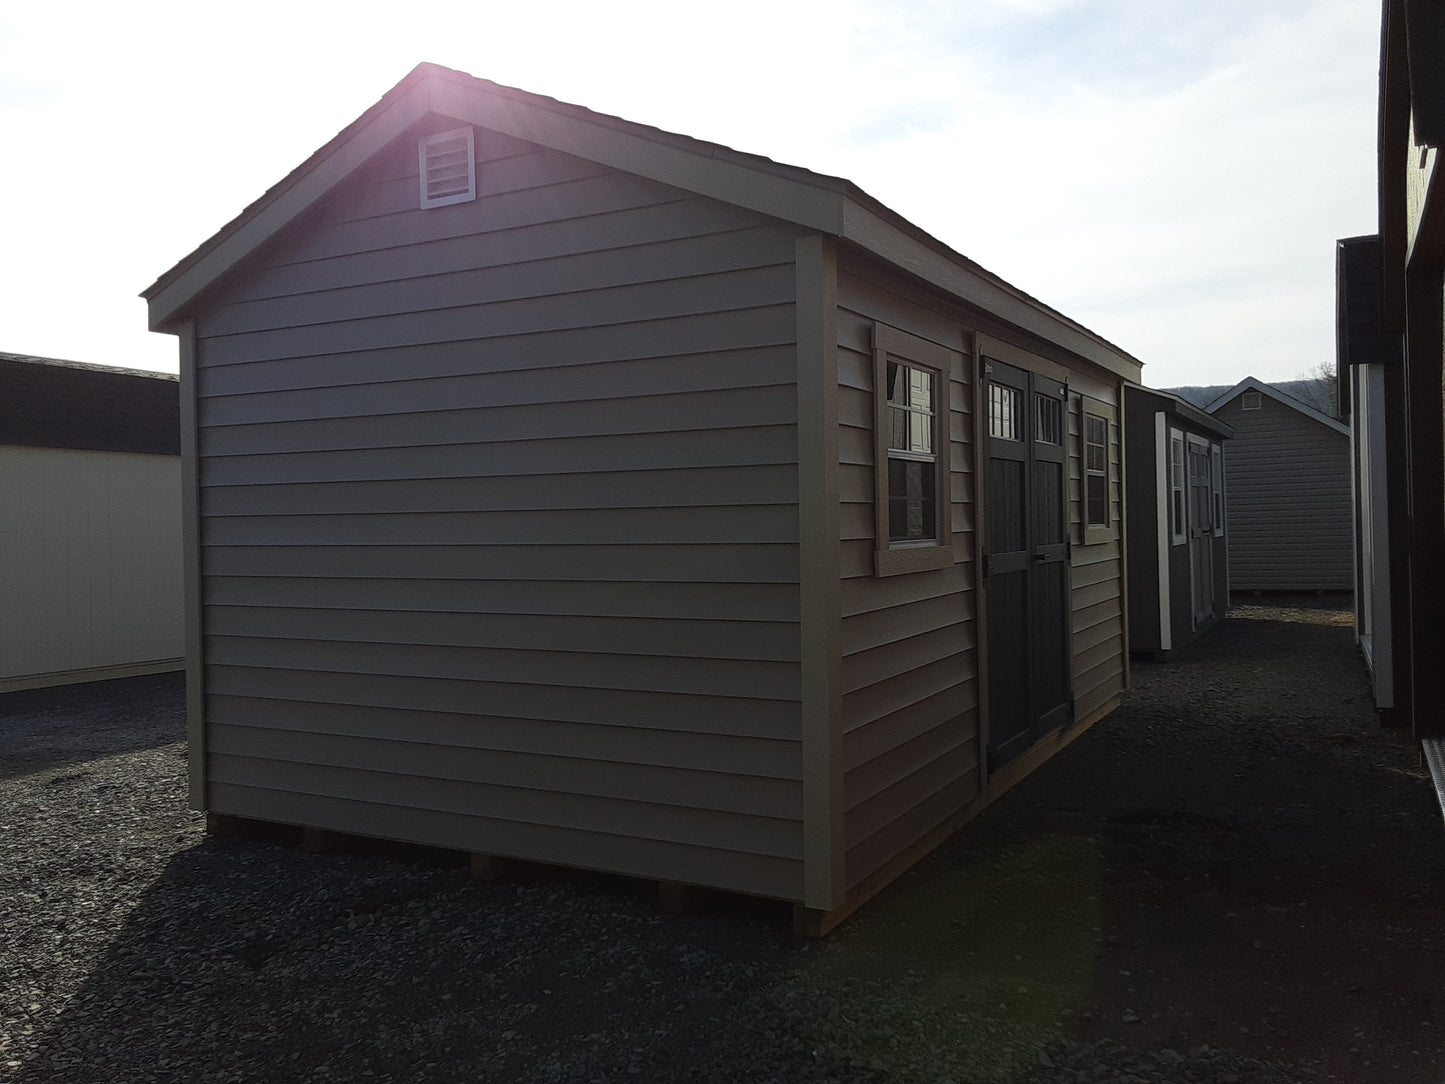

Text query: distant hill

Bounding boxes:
[1159,377,1339,419]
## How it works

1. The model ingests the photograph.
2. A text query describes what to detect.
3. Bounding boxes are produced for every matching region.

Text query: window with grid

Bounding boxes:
[1084,413,1108,527]
[885,361,937,542]
[1211,443,1224,536]
[872,323,954,576]
[1169,430,1186,545]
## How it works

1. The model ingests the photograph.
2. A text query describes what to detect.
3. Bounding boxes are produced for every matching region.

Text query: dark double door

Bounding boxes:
[983,358,1072,769]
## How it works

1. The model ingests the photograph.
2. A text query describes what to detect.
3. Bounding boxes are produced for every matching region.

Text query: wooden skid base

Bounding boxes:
[203,698,1116,939]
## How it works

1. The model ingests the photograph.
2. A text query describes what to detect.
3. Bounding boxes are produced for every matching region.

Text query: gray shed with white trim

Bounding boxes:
[1200,378,1351,593]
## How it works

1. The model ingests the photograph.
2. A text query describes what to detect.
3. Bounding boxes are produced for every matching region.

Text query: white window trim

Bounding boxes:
[1210,443,1225,537]
[873,323,954,577]
[1168,428,1187,546]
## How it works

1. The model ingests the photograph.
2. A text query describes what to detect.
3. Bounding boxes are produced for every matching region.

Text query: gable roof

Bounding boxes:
[1200,376,1349,436]
[0,352,180,455]
[1162,377,1339,418]
[143,62,1143,382]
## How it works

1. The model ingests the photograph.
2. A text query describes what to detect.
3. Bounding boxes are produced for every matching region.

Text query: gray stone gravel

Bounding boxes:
[3,602,1443,1083]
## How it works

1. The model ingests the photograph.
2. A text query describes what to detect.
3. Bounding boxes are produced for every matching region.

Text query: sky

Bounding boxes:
[1,0,1379,389]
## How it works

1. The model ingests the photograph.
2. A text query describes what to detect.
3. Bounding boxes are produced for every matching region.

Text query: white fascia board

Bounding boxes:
[1155,411,1172,652]
[145,81,432,331]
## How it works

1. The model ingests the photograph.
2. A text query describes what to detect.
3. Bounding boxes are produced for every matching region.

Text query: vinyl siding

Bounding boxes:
[834,265,981,892]
[1212,393,1352,591]
[1067,384,1126,721]
[191,123,808,899]
[0,446,183,690]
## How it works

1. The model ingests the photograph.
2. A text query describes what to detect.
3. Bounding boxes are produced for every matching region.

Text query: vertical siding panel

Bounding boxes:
[0,447,184,691]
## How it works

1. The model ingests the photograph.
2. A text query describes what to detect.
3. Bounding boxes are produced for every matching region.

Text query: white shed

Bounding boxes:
[0,353,184,692]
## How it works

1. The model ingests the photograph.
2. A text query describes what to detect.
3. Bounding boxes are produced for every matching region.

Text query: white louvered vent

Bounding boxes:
[418,126,476,209]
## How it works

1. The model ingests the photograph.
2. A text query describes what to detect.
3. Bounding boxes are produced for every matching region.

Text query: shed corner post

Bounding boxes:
[1152,411,1172,654]
[176,320,206,811]
[795,235,845,915]
[1117,381,1131,687]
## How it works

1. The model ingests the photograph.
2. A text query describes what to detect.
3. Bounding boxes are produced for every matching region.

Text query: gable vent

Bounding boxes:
[1241,391,1262,411]
[418,127,476,209]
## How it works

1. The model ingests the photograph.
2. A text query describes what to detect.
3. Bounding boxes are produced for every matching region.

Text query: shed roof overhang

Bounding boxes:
[1380,0,1410,329]
[143,63,1143,384]
[1125,385,1235,440]
[1335,235,1399,394]
[1380,0,1445,283]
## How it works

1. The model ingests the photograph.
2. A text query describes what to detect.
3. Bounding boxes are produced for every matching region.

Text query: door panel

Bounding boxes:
[984,358,1073,768]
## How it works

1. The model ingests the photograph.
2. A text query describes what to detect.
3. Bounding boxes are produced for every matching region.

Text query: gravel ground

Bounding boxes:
[3,600,1443,1083]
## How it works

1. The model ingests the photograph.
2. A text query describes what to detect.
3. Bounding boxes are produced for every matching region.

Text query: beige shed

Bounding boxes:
[144,63,1142,932]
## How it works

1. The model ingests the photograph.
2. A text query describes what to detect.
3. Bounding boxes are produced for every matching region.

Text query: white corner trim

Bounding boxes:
[1155,412,1171,652]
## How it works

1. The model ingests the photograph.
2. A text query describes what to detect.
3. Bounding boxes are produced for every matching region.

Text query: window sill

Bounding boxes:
[875,543,955,577]
[1082,525,1116,548]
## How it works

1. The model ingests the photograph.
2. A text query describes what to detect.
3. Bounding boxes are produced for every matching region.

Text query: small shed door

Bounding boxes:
[1187,435,1213,626]
[983,358,1072,769]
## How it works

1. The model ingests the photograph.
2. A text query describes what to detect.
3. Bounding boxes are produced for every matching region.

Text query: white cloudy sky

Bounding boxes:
[1,0,1377,389]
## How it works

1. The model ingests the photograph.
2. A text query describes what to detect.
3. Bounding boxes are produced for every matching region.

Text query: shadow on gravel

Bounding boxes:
[788,603,1445,1083]
[13,836,832,1084]
[11,606,1445,1083]
[0,672,184,780]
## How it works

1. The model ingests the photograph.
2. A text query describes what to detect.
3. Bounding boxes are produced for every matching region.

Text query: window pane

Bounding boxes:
[910,367,933,412]
[989,384,1021,440]
[1086,475,1107,527]
[886,362,905,405]
[889,406,908,451]
[910,412,933,454]
[1035,395,1062,444]
[888,458,936,541]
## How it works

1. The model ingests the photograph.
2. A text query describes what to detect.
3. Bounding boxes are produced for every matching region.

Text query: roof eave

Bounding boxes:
[142,62,1144,382]
[840,200,1143,382]
[1126,385,1235,438]
[144,75,433,332]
